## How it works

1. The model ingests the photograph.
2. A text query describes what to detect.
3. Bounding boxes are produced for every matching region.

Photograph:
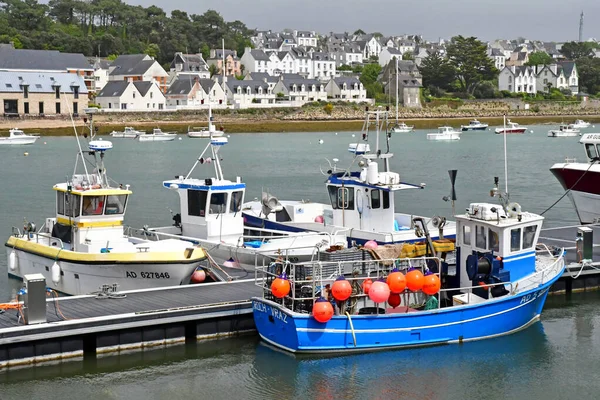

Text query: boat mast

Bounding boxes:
[395,57,399,124]
[503,114,508,196]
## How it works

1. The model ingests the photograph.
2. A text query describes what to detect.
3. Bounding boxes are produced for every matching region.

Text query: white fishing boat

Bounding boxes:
[136,128,177,142]
[187,99,224,138]
[571,119,591,129]
[148,137,347,276]
[494,120,527,134]
[5,110,207,295]
[109,127,145,138]
[427,126,461,141]
[242,108,457,247]
[0,128,40,145]
[461,119,489,131]
[548,124,580,137]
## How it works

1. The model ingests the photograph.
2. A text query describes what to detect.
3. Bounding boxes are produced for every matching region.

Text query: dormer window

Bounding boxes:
[237,87,242,94]
[258,87,263,95]
[342,83,347,90]
[246,87,251,95]
[301,84,305,92]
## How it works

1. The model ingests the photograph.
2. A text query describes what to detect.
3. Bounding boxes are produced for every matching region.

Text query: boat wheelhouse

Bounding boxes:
[495,120,527,134]
[109,127,144,138]
[548,124,580,137]
[427,126,461,141]
[461,119,489,131]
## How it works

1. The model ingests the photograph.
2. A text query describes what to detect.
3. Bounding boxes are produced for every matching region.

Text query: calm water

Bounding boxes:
[0,125,596,398]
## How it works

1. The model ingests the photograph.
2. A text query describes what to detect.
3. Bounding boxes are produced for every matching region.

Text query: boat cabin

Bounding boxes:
[580,133,600,162]
[455,202,543,292]
[50,177,131,251]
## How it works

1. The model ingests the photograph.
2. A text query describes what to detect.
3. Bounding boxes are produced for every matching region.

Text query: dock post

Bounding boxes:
[23,274,47,324]
[577,227,593,261]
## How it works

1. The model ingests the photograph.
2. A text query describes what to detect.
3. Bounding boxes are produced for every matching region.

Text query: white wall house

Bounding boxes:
[165,78,226,109]
[343,44,363,65]
[108,54,169,93]
[223,79,276,108]
[294,31,317,47]
[325,77,367,102]
[291,47,312,77]
[397,40,416,55]
[535,63,579,94]
[97,81,165,110]
[240,48,273,75]
[272,76,327,104]
[271,51,296,75]
[364,36,382,58]
[489,48,506,71]
[379,47,403,67]
[498,66,537,93]
[311,52,336,80]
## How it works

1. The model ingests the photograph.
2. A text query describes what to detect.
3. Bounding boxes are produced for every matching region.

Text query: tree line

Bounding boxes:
[0,0,254,66]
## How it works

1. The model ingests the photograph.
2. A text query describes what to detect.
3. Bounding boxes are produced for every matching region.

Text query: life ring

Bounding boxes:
[507,202,521,218]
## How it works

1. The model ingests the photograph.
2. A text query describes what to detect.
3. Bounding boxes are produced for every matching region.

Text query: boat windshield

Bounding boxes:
[585,143,598,160]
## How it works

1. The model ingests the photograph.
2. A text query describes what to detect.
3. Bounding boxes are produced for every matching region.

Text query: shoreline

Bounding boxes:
[1,113,599,135]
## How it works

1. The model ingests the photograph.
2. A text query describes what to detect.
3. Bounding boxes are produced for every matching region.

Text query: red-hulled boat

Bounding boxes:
[550,133,600,224]
[495,120,528,134]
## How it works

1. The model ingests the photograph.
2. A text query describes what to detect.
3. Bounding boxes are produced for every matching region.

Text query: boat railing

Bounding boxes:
[12,229,65,249]
[564,157,577,163]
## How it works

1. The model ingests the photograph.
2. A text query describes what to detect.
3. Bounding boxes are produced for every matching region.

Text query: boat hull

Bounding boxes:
[137,135,176,142]
[110,133,138,138]
[550,163,600,223]
[187,131,225,138]
[426,133,460,141]
[461,126,488,131]
[252,273,561,353]
[0,137,38,145]
[548,131,578,137]
[495,128,527,134]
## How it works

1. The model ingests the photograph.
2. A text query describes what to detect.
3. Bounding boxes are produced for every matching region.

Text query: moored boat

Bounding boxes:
[252,179,565,353]
[548,124,580,137]
[427,126,461,140]
[187,99,224,138]
[109,127,144,138]
[495,120,527,134]
[461,119,489,131]
[5,111,207,295]
[389,122,414,133]
[136,128,177,142]
[571,119,591,129]
[0,128,40,145]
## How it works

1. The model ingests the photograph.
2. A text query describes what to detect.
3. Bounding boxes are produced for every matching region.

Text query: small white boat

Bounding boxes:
[548,124,580,137]
[188,100,224,138]
[389,122,413,133]
[571,119,590,129]
[427,126,461,141]
[0,128,40,145]
[461,119,489,131]
[136,128,177,142]
[109,127,145,138]
[495,120,527,134]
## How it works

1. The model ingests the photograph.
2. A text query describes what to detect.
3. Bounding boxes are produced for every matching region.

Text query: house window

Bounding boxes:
[508,85,512,91]
[150,92,153,98]
[543,79,548,84]
[108,103,112,109]
[246,87,251,95]
[23,86,28,99]
[56,102,61,114]
[24,102,29,114]
[158,104,163,110]
[73,102,78,115]
[55,86,60,99]
[148,103,151,108]
[508,76,512,83]
[133,92,136,99]
[73,86,79,99]
[38,102,44,114]
[121,103,127,110]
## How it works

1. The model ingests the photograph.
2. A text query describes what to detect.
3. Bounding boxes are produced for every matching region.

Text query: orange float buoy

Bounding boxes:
[271,274,291,298]
[331,276,352,301]
[191,268,206,283]
[422,271,441,295]
[387,268,406,294]
[362,278,373,295]
[368,279,390,303]
[406,268,424,292]
[388,293,401,308]
[313,297,334,323]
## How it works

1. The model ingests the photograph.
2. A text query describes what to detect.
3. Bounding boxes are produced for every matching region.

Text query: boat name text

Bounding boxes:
[126,271,171,279]
[253,301,288,324]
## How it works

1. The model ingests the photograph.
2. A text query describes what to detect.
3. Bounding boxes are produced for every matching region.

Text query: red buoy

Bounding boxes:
[422,271,441,295]
[406,268,424,292]
[331,276,352,301]
[387,268,406,293]
[313,298,334,323]
[368,280,390,303]
[191,269,206,283]
[388,293,401,308]
[271,275,291,298]
[362,278,373,294]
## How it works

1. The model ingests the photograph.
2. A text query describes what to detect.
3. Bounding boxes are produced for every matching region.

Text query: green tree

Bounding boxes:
[144,43,159,58]
[418,52,456,90]
[208,63,218,77]
[559,41,596,60]
[577,57,600,94]
[338,64,352,71]
[200,43,210,60]
[402,52,413,61]
[525,51,553,66]
[360,63,382,86]
[446,35,498,94]
[372,32,383,38]
[353,29,365,36]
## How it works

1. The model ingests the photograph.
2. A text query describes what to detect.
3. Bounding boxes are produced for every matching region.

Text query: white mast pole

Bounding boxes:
[503,114,508,195]
[395,57,399,123]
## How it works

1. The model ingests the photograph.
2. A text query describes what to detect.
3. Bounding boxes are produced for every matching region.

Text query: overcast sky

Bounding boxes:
[126,0,600,42]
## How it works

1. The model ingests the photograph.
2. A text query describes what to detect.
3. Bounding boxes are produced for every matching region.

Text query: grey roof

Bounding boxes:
[490,48,505,57]
[170,53,208,72]
[280,76,321,90]
[296,31,315,38]
[210,49,237,60]
[133,81,153,97]
[166,79,194,96]
[399,76,421,87]
[0,71,88,93]
[198,78,215,94]
[558,61,576,77]
[0,45,92,71]
[97,81,129,97]
[333,77,361,86]
[312,52,332,61]
[291,47,310,59]
[511,66,535,75]
[110,54,154,76]
[276,51,291,60]
[247,72,278,83]
[249,49,270,61]
[264,40,284,50]
[385,47,403,55]
[225,79,269,93]
[87,57,112,70]
[516,52,527,61]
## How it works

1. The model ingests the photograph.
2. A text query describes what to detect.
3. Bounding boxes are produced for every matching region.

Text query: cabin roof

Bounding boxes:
[53,183,132,196]
[580,133,600,144]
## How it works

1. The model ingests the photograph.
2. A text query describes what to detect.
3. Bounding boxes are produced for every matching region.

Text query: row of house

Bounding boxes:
[241,47,336,80]
[498,62,579,94]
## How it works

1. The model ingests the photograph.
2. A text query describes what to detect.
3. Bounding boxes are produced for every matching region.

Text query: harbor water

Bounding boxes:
[0,124,596,398]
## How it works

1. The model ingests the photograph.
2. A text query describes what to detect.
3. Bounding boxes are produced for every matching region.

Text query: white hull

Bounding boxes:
[110,133,138,138]
[567,190,600,224]
[137,134,176,142]
[0,137,38,145]
[548,130,578,137]
[187,131,224,138]
[572,123,590,129]
[7,249,199,295]
[427,133,460,141]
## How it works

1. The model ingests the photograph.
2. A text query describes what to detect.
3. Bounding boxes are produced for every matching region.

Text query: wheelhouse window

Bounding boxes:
[327,185,338,209]
[230,191,243,212]
[188,190,207,217]
[56,191,65,215]
[337,187,354,210]
[585,143,598,160]
[371,189,381,209]
[82,196,106,216]
[105,195,127,214]
[382,191,390,209]
[523,225,537,249]
[488,228,499,252]
[511,228,521,252]
[64,193,81,217]
[209,192,228,214]
[462,225,471,246]
[475,225,487,249]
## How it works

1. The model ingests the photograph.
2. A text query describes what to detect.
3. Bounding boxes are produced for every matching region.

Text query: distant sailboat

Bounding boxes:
[389,57,413,133]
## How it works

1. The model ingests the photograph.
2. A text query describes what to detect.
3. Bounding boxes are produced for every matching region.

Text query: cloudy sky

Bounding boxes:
[127,0,600,42]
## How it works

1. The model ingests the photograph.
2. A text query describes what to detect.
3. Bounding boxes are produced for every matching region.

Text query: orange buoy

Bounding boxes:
[313,297,334,323]
[388,293,401,308]
[368,280,390,303]
[406,268,424,292]
[362,278,373,295]
[331,276,352,301]
[271,274,291,298]
[422,271,441,295]
[191,268,206,283]
[386,268,406,293]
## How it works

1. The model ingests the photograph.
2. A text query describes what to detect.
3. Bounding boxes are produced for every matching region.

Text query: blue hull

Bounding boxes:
[252,272,562,353]
[243,213,455,246]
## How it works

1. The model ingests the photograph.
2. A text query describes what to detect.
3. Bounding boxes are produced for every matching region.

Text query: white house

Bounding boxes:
[165,78,226,109]
[168,52,210,86]
[343,43,363,65]
[536,62,579,94]
[379,47,403,67]
[108,54,169,93]
[223,79,276,108]
[245,72,279,92]
[498,66,537,94]
[364,35,382,58]
[97,80,165,110]
[325,77,367,102]
[90,58,111,93]
[240,48,273,75]
[397,40,416,55]
[294,31,317,47]
[291,47,312,77]
[272,74,327,103]
[489,48,506,71]
[270,51,296,76]
[311,52,336,80]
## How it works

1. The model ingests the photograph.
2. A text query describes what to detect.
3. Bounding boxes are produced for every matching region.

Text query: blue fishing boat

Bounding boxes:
[242,107,456,246]
[251,178,565,353]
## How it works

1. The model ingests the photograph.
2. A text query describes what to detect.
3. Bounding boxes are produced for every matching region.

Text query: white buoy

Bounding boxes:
[23,152,29,156]
[51,261,61,285]
[8,251,17,271]
[44,141,47,145]
[227,135,231,138]
[335,132,338,135]
[352,134,356,137]
[178,137,182,140]
[318,139,324,144]
[530,130,534,133]
[593,125,596,128]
